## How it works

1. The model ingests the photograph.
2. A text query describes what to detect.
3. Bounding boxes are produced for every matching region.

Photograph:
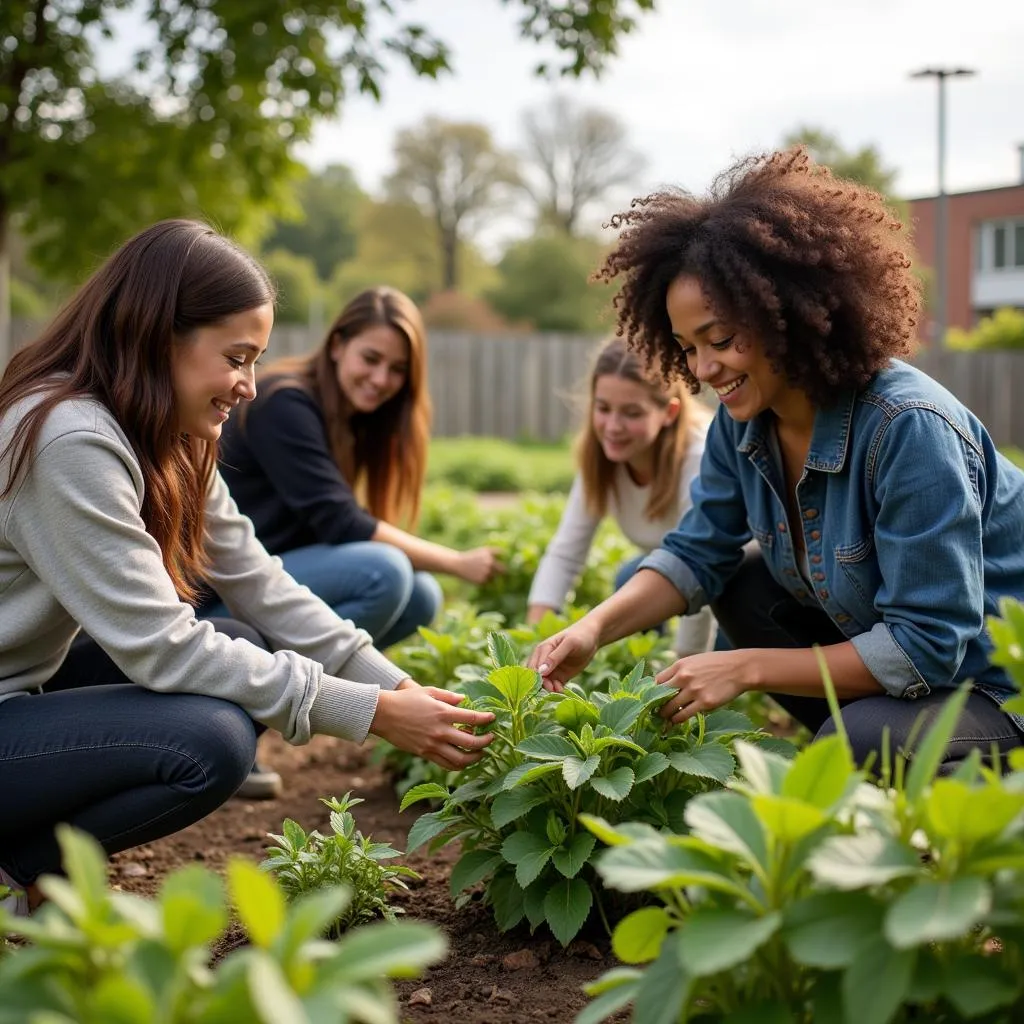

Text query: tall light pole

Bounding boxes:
[910,67,975,344]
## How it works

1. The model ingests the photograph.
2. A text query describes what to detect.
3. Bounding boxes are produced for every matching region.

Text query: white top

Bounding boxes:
[528,422,715,654]
[0,393,408,745]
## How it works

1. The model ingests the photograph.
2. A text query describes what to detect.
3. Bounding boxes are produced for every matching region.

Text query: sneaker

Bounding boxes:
[235,762,283,801]
[0,865,30,919]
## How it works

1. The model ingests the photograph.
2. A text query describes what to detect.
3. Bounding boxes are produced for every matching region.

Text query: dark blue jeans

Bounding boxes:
[0,620,263,886]
[710,551,1022,770]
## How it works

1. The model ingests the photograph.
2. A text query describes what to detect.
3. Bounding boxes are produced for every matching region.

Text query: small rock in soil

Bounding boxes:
[407,987,432,1006]
[488,986,515,1004]
[502,949,539,971]
[568,939,603,960]
[470,953,496,966]
[119,862,148,878]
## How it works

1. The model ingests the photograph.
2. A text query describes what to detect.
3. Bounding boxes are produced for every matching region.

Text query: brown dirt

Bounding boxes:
[109,732,626,1024]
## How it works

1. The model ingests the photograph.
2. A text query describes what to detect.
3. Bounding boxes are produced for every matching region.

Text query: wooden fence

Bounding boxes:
[11,319,1024,447]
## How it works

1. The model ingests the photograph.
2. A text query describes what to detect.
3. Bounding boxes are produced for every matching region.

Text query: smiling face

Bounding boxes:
[666,275,802,422]
[332,324,410,415]
[592,373,678,477]
[170,303,273,440]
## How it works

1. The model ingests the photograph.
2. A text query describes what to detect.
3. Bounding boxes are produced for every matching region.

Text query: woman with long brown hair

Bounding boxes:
[214,286,501,653]
[526,337,715,654]
[0,221,493,917]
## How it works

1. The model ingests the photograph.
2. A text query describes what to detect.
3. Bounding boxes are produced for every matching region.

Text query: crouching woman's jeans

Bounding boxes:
[0,619,263,888]
[710,551,1022,771]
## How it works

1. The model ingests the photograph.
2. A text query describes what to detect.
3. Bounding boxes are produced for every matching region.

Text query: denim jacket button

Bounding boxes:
[804,508,819,519]
[777,522,787,532]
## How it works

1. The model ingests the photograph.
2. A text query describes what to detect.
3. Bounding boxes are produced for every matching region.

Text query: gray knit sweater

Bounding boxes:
[0,393,408,744]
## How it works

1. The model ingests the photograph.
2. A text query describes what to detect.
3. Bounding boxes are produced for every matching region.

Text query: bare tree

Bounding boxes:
[518,95,646,236]
[386,119,518,291]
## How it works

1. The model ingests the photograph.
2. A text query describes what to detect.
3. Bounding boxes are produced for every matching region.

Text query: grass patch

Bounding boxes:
[426,436,575,493]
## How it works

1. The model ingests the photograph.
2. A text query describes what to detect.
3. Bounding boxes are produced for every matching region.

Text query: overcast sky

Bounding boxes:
[297,0,1023,226]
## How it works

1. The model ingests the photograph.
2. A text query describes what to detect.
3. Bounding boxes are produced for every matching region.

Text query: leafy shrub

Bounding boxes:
[0,825,445,1024]
[402,635,788,947]
[262,794,419,936]
[424,439,576,494]
[946,307,1024,350]
[577,604,1024,1023]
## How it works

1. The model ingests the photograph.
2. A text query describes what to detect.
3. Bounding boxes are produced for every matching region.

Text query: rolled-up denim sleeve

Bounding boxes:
[854,408,986,696]
[639,414,751,614]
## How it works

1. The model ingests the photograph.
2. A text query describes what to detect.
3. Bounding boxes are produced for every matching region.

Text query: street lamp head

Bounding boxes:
[910,66,976,80]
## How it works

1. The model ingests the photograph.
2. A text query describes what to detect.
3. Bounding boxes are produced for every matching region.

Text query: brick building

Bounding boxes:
[907,148,1024,341]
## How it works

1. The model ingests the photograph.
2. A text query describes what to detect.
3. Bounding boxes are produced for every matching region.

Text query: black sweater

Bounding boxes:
[219,383,378,556]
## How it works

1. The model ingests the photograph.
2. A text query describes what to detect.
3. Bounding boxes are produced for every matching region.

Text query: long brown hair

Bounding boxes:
[257,286,431,527]
[576,338,708,520]
[0,219,274,601]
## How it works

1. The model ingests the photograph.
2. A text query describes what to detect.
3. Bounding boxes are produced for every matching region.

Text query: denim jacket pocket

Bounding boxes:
[747,521,775,550]
[835,534,881,622]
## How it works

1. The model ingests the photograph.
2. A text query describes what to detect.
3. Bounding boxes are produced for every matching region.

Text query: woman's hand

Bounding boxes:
[527,618,601,692]
[371,685,495,770]
[655,650,752,724]
[456,547,504,584]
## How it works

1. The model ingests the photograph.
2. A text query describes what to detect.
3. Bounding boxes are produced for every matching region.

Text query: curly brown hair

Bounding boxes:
[595,147,921,407]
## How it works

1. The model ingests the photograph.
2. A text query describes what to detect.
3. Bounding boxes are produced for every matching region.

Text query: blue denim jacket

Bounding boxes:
[642,360,1024,702]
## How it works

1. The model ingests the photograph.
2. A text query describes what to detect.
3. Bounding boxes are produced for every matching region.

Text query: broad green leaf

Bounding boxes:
[502,761,562,788]
[546,813,568,847]
[450,850,503,896]
[669,744,735,783]
[842,942,915,1024]
[684,791,768,872]
[808,833,920,889]
[904,683,971,802]
[590,735,648,756]
[781,735,854,810]
[884,877,991,948]
[159,865,227,954]
[590,766,635,801]
[492,786,549,828]
[783,891,885,968]
[597,839,747,900]
[333,919,448,979]
[399,782,451,812]
[618,661,648,693]
[488,632,520,668]
[925,779,1024,843]
[228,859,284,949]
[585,966,646,997]
[502,831,554,888]
[522,880,549,930]
[575,979,642,1024]
[724,1004,796,1024]
[405,811,451,854]
[554,695,599,731]
[489,665,540,707]
[552,832,596,878]
[85,974,156,1024]
[631,934,693,1024]
[633,751,670,784]
[612,906,673,964]
[703,708,756,737]
[420,626,454,653]
[543,877,593,946]
[563,754,600,789]
[734,741,791,795]
[55,825,109,912]
[246,952,306,1024]
[598,698,645,735]
[489,871,526,932]
[516,734,579,761]
[751,794,826,843]
[941,953,1021,1016]
[578,813,634,848]
[678,909,781,977]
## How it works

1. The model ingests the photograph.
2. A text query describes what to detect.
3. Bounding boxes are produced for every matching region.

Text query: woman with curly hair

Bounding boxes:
[529,148,1024,768]
[526,337,717,656]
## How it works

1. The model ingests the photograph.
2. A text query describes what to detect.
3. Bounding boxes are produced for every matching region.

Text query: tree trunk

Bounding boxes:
[442,226,459,291]
[0,199,10,372]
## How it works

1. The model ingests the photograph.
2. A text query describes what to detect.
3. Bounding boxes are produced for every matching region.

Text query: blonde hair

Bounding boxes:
[576,337,708,520]
[255,286,431,527]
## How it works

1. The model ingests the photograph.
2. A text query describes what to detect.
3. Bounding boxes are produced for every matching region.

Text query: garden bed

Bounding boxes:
[109,731,623,1024]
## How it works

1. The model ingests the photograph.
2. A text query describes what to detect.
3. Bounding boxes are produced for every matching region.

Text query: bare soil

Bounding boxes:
[109,732,625,1024]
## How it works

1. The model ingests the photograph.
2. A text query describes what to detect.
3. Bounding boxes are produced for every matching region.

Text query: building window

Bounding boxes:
[978,219,1024,271]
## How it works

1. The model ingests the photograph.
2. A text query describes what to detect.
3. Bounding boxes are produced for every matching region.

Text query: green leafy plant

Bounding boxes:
[402,633,785,947]
[0,824,445,1024]
[262,793,420,937]
[577,637,1024,1023]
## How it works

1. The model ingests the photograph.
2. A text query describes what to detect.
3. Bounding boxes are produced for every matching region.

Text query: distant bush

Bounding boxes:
[426,436,575,492]
[420,290,514,331]
[946,307,1024,350]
